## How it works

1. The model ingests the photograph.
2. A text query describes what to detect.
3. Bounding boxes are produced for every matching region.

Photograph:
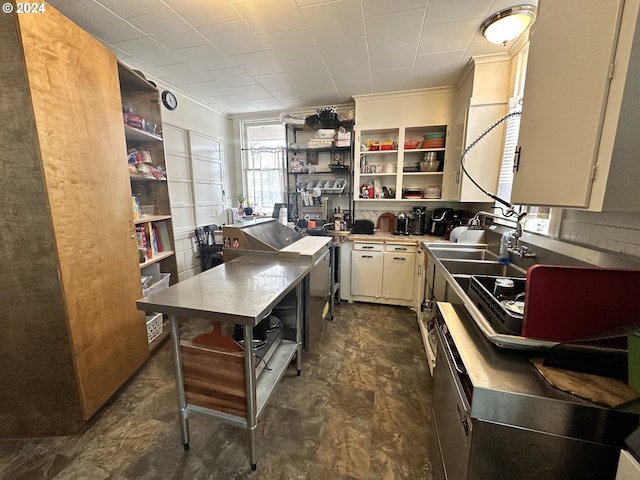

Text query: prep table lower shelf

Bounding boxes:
[181,337,298,428]
[137,256,312,471]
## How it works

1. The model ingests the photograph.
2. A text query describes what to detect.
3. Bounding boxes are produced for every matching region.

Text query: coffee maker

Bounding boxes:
[395,212,410,235]
[412,206,427,235]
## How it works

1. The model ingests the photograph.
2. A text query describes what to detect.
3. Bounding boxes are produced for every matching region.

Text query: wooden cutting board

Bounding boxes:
[531,358,640,408]
[376,212,396,232]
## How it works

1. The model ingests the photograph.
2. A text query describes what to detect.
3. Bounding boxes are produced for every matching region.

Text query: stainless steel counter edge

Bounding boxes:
[136,255,315,326]
[437,303,640,444]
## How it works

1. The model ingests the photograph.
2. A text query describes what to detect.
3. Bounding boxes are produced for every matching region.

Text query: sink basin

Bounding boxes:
[429,248,498,261]
[440,259,527,277]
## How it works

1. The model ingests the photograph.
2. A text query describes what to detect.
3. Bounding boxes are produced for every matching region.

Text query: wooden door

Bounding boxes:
[18,6,148,419]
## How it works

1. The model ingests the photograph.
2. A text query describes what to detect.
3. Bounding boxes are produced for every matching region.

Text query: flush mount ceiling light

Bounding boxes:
[481,5,537,45]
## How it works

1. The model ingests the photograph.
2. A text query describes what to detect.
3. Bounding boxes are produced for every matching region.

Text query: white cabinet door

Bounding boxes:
[382,252,415,301]
[512,0,624,207]
[351,251,383,297]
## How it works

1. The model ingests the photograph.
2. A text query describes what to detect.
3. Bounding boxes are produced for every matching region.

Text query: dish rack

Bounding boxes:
[305,178,346,194]
[467,275,526,335]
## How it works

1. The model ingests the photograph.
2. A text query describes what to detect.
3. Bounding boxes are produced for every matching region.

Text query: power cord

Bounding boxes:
[460,111,522,218]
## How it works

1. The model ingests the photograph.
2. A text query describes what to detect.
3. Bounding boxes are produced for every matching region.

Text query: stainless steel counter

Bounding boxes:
[137,255,312,326]
[434,302,640,479]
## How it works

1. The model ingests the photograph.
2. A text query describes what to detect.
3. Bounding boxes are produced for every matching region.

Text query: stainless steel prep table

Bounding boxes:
[136,255,314,471]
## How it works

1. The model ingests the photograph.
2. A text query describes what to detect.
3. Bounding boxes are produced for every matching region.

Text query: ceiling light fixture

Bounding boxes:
[480,5,537,45]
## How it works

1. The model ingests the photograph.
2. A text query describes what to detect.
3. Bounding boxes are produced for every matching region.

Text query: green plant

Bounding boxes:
[236,193,245,207]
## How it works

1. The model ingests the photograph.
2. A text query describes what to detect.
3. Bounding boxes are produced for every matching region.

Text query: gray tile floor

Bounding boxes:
[0,303,444,480]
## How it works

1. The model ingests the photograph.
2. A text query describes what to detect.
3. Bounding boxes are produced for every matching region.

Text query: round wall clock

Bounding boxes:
[161,90,177,111]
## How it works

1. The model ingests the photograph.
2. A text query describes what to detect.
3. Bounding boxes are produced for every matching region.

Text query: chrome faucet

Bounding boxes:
[470,210,536,259]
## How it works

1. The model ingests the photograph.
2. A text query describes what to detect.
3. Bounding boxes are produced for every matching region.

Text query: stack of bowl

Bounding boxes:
[421,132,445,149]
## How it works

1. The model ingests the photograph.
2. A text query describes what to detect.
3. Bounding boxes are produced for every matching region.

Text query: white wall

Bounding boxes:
[559,210,640,259]
[152,80,234,280]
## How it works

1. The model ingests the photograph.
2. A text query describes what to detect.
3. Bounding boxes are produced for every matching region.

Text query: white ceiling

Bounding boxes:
[48,0,536,115]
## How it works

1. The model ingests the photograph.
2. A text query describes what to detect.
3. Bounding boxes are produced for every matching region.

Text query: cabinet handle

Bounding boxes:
[513,146,522,173]
[394,247,407,251]
[362,245,374,249]
[393,256,406,261]
[362,255,373,259]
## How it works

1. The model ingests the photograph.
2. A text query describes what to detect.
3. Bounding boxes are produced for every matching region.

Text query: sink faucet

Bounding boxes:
[470,210,536,259]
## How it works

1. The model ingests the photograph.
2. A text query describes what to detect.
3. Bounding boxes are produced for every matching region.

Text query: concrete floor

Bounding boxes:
[0,303,444,479]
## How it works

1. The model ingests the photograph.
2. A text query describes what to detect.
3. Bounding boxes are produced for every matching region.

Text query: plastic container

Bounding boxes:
[142,272,171,297]
[140,205,155,218]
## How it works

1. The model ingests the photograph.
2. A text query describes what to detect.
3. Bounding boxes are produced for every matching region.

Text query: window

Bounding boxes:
[494,44,553,236]
[242,124,286,213]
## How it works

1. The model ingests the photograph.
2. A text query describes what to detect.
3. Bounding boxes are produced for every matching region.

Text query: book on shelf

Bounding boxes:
[155,222,171,253]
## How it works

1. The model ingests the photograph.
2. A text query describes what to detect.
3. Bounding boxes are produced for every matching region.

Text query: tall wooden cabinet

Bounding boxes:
[0,5,150,436]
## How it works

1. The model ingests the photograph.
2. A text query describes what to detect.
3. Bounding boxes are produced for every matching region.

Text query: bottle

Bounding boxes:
[499,231,512,264]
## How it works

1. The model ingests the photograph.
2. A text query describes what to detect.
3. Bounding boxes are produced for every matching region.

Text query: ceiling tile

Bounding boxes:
[414,50,466,76]
[163,0,242,27]
[112,37,186,67]
[409,71,459,89]
[92,0,168,18]
[254,72,297,91]
[198,20,266,56]
[171,44,237,71]
[259,28,319,61]
[363,0,427,16]
[372,68,413,92]
[119,59,172,81]
[48,0,145,43]
[316,36,370,84]
[228,84,275,100]
[230,0,306,34]
[367,8,425,71]
[202,67,257,87]
[300,0,365,41]
[228,51,285,76]
[424,0,493,25]
[157,63,221,84]
[248,98,286,111]
[418,19,479,55]
[126,10,209,50]
[334,80,374,98]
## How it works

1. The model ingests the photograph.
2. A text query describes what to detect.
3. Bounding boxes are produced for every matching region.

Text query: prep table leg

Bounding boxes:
[295,282,303,376]
[243,325,258,470]
[169,315,190,450]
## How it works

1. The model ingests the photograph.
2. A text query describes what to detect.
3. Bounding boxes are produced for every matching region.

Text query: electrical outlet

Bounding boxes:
[211,208,219,217]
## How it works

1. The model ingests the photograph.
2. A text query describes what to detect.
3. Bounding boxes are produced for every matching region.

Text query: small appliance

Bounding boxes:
[395,212,410,235]
[429,208,454,236]
[412,206,427,235]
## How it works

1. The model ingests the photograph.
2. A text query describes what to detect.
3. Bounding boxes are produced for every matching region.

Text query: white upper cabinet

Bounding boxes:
[443,56,510,202]
[512,0,640,211]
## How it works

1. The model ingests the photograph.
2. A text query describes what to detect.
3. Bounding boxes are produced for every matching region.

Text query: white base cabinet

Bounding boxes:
[351,243,384,298]
[349,241,420,307]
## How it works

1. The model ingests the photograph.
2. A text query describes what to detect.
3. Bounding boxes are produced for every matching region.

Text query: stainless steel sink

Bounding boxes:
[440,259,526,277]
[428,248,498,261]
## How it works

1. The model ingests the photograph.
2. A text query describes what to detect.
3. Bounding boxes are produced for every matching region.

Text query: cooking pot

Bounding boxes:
[417,152,441,172]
